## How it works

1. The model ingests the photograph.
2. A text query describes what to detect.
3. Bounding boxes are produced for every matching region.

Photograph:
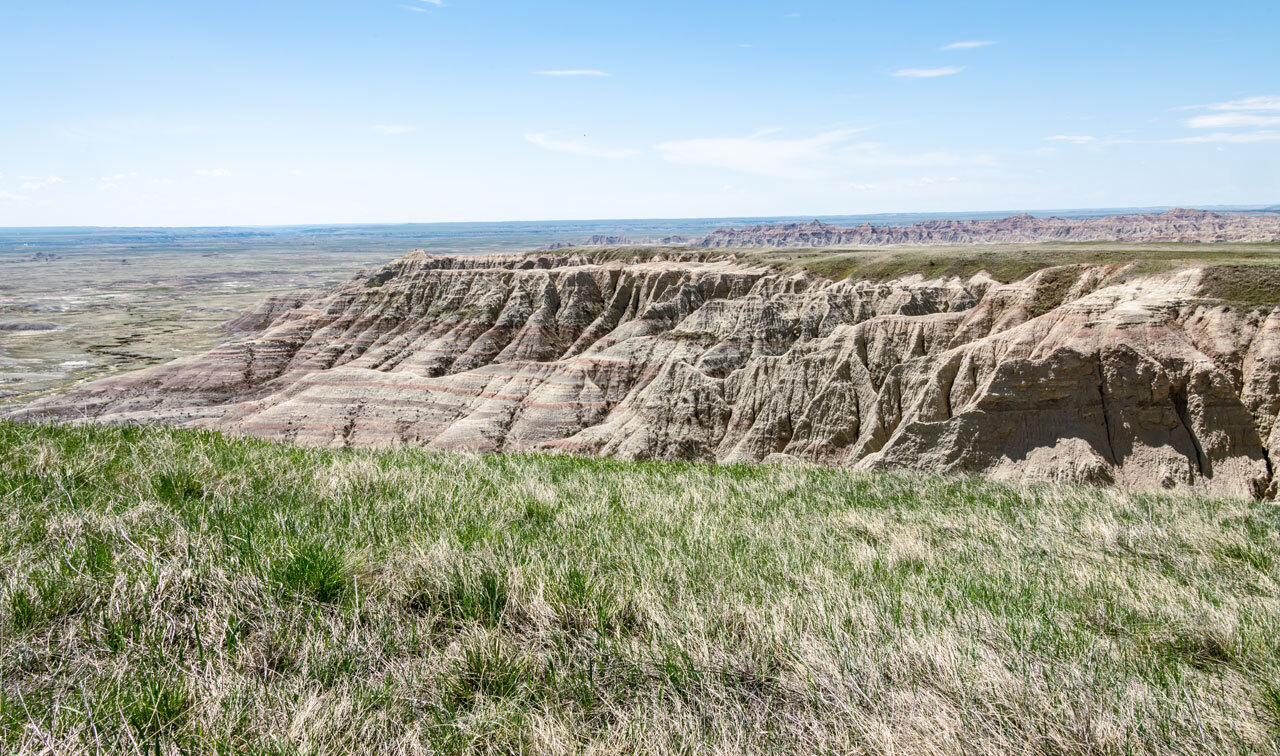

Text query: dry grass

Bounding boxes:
[2,421,1279,754]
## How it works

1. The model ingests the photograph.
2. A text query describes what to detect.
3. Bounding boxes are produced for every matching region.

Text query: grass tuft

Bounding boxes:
[272,541,350,604]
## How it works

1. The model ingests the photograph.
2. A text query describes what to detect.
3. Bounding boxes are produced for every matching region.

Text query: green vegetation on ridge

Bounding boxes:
[564,242,1280,306]
[2,422,1280,754]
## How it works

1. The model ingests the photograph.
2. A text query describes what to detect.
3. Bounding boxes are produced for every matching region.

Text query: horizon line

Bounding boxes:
[0,204,1276,232]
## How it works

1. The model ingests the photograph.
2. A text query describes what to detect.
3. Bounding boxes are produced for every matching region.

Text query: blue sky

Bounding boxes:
[2,0,1278,226]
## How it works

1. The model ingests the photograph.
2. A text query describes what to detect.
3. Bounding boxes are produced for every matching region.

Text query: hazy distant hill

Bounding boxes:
[694,208,1280,248]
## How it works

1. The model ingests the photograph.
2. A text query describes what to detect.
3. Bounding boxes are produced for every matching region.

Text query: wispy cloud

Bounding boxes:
[1170,131,1280,144]
[1047,135,1097,144]
[19,176,66,191]
[943,41,994,50]
[374,124,414,134]
[653,129,994,179]
[93,171,138,191]
[195,168,232,177]
[535,70,609,77]
[1185,113,1280,129]
[893,66,963,78]
[0,191,25,202]
[289,169,306,176]
[1174,95,1280,112]
[1206,95,1280,112]
[656,129,863,179]
[1166,95,1280,143]
[524,133,638,159]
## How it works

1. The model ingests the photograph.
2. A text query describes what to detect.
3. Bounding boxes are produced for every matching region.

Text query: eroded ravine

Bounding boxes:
[12,250,1280,499]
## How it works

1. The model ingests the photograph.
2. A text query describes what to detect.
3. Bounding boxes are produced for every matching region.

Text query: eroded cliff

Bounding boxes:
[13,249,1280,498]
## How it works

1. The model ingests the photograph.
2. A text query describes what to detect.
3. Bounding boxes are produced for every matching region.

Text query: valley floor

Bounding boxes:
[2,422,1279,754]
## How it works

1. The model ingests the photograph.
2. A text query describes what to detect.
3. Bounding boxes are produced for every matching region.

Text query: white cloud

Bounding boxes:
[1174,95,1280,112]
[0,191,25,202]
[1047,135,1097,144]
[655,128,996,180]
[19,176,66,191]
[524,133,638,159]
[195,168,232,177]
[418,0,444,4]
[400,4,428,11]
[893,66,963,78]
[656,129,863,179]
[1207,95,1280,112]
[290,169,306,176]
[1186,113,1280,129]
[1170,130,1280,143]
[534,70,609,77]
[943,41,994,50]
[374,124,414,134]
[93,172,135,190]
[1161,96,1280,143]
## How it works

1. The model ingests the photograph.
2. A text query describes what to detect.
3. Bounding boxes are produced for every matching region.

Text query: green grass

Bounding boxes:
[2,421,1280,754]
[558,242,1280,306]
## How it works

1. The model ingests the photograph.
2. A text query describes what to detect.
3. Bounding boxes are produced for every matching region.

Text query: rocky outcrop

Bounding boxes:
[221,292,314,333]
[541,235,635,250]
[11,250,1280,499]
[542,235,691,250]
[694,209,1280,248]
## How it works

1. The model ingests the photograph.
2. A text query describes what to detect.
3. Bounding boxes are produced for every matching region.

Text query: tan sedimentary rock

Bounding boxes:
[11,249,1278,498]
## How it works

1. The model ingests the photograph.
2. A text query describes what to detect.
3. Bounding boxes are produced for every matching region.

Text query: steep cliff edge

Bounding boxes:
[11,248,1280,498]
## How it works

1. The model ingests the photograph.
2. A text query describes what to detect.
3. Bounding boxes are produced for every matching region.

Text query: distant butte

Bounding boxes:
[691,209,1280,247]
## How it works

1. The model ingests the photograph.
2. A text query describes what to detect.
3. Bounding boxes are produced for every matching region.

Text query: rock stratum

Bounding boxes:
[693,209,1280,247]
[11,249,1280,499]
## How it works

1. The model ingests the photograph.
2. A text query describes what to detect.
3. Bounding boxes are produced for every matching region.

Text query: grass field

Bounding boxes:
[2,421,1279,754]
[570,241,1280,307]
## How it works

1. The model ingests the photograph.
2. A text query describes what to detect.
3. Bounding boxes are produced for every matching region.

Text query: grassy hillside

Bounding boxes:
[2,422,1279,755]
[562,242,1280,306]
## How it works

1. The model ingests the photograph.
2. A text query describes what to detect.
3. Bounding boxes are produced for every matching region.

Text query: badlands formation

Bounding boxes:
[13,239,1280,499]
[694,208,1280,247]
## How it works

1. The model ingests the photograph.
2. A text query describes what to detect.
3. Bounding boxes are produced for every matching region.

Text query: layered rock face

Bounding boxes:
[12,250,1280,499]
[695,209,1280,248]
